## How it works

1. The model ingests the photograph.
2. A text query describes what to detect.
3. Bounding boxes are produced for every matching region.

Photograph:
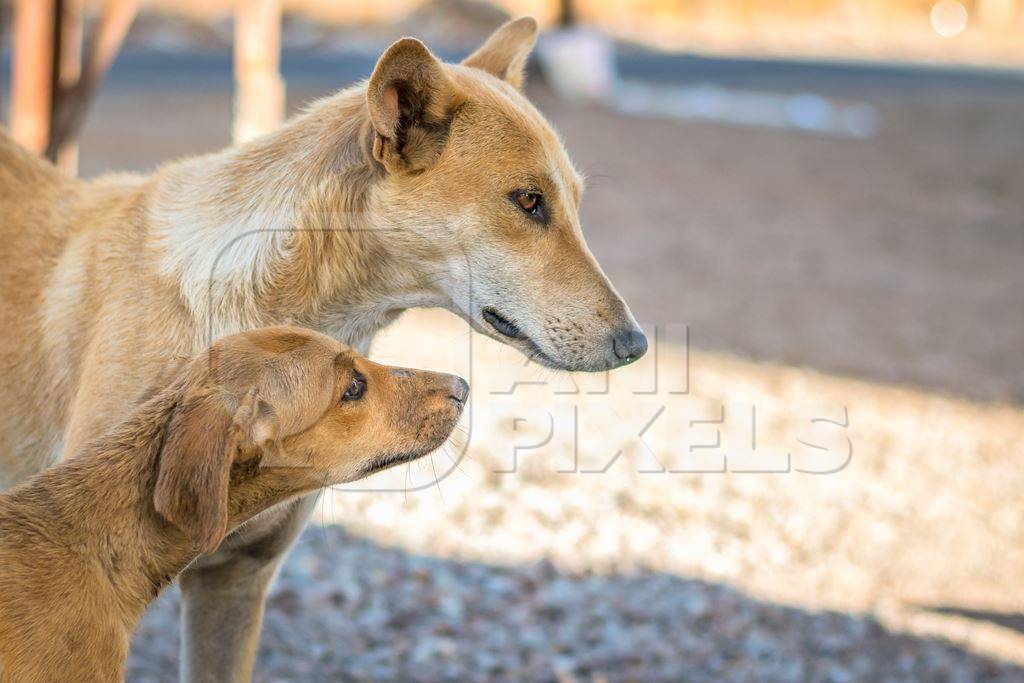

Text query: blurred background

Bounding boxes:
[3,0,1024,681]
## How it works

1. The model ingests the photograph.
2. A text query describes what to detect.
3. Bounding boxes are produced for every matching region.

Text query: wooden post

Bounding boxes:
[558,0,576,28]
[55,0,84,174]
[46,0,138,165]
[11,0,56,155]
[233,0,285,144]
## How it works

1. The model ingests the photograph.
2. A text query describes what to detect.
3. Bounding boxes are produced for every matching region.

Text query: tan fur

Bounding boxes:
[0,18,643,680]
[0,327,466,682]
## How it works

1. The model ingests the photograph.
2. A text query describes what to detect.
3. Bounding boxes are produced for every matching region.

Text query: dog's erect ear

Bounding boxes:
[367,38,461,173]
[154,388,274,554]
[462,17,538,90]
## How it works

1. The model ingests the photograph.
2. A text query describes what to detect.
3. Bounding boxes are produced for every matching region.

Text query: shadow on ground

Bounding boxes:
[128,526,1024,683]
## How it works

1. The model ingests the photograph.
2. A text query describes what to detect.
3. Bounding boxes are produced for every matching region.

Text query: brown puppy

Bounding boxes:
[0,326,467,682]
[0,17,645,680]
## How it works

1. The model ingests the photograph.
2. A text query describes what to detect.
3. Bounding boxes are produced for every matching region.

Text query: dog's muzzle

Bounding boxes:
[482,307,524,339]
[609,327,648,366]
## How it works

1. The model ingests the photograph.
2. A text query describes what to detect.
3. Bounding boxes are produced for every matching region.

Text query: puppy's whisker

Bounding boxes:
[403,462,411,503]
[319,473,331,548]
[447,424,470,449]
[429,452,446,507]
[445,429,475,462]
[441,443,469,477]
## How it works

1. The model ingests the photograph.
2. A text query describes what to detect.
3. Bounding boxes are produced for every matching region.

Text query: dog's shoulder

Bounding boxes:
[0,128,68,195]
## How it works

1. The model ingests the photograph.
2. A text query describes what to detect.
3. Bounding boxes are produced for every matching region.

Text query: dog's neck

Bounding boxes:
[2,385,316,633]
[147,85,447,349]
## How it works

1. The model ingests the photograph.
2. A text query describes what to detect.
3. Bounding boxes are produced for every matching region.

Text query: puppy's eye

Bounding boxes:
[511,190,545,221]
[342,373,366,402]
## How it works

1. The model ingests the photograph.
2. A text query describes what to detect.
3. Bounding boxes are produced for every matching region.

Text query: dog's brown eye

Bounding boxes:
[511,190,544,221]
[342,373,366,402]
[516,192,539,211]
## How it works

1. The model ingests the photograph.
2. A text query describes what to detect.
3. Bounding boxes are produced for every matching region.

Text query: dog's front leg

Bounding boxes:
[177,493,320,682]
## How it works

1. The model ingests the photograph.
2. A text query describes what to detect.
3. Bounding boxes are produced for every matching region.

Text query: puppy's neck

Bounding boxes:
[1,385,189,631]
[0,386,315,632]
[147,85,445,346]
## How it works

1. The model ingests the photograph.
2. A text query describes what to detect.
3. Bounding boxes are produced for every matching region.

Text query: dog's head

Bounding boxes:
[153,326,466,553]
[364,18,646,371]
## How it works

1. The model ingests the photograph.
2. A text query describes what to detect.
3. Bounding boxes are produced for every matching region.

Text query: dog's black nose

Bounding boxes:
[610,327,648,365]
[449,376,470,404]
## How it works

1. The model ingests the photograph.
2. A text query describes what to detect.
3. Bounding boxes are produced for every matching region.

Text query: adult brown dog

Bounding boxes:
[0,17,645,681]
[0,326,467,681]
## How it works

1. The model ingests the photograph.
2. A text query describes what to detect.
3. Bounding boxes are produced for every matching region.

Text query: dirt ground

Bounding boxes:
[5,42,1023,680]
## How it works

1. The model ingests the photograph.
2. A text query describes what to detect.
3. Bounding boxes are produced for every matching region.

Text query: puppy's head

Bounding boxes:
[363,18,646,371]
[153,326,467,553]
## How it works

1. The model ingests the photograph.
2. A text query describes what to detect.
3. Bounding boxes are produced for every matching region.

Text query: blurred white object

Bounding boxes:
[611,81,881,139]
[930,0,970,38]
[536,27,617,102]
[538,26,880,139]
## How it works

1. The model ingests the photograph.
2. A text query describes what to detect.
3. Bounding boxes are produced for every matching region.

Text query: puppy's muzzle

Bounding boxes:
[448,376,470,405]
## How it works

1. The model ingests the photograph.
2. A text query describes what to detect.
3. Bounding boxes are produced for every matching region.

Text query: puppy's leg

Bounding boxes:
[178,493,319,683]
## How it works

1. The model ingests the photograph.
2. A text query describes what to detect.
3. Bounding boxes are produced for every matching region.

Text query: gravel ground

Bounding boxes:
[128,313,1024,681]
[130,527,1024,683]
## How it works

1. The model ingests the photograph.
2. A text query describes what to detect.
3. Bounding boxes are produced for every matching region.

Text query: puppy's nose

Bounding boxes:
[449,376,470,404]
[610,327,648,366]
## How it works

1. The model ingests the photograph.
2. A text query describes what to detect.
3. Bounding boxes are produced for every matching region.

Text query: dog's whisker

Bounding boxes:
[576,172,615,190]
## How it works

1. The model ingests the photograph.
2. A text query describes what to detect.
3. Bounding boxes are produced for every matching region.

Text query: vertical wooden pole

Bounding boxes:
[45,0,138,166]
[233,0,285,144]
[55,0,84,174]
[11,0,55,155]
[557,0,576,28]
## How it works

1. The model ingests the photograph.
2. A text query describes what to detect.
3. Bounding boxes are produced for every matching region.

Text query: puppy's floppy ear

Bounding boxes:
[462,17,539,90]
[154,388,274,554]
[367,38,462,173]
